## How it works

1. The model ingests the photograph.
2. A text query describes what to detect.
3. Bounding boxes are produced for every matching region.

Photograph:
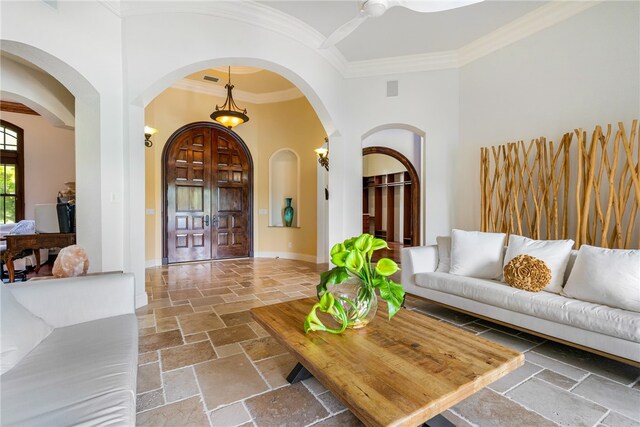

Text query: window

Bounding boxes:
[0,120,24,224]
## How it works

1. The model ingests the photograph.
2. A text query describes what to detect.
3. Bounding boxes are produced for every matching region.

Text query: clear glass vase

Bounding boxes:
[327,278,378,329]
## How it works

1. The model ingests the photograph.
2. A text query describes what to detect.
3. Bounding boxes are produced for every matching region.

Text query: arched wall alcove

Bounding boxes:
[0,40,105,273]
[269,148,300,228]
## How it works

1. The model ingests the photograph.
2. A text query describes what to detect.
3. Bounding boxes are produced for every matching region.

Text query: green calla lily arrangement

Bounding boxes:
[304,233,405,334]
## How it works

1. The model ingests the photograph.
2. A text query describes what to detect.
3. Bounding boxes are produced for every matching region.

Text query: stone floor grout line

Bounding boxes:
[494,386,561,426]
[239,399,255,427]
[239,345,272,393]
[313,390,335,415]
[569,380,639,419]
[588,370,640,388]
[304,406,339,427]
[593,409,611,427]
[529,350,591,378]
[157,340,169,411]
[190,361,214,427]
[495,361,544,395]
[137,393,207,416]
[567,373,590,392]
[447,407,481,427]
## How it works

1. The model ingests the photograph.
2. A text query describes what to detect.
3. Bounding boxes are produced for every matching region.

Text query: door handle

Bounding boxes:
[212,215,219,228]
[204,214,210,227]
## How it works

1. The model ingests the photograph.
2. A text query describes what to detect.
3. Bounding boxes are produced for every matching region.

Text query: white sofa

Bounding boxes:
[0,273,138,426]
[401,245,640,365]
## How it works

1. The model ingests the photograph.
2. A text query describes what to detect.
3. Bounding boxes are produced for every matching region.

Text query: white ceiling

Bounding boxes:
[260,0,548,61]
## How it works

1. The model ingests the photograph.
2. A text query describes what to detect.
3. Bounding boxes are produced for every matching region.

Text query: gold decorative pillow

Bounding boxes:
[503,254,551,292]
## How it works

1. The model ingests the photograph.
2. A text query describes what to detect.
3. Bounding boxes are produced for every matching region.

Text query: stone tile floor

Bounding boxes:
[137,258,640,427]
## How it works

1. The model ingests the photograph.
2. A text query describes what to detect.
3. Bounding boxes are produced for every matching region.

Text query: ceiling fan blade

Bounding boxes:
[320,15,368,49]
[393,0,483,13]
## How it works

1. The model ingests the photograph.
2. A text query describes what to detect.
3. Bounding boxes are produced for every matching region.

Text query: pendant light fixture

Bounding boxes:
[210,66,249,129]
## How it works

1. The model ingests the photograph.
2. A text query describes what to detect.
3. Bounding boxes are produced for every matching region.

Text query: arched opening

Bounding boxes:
[1,40,103,272]
[162,122,253,263]
[362,126,424,251]
[144,65,328,266]
[362,147,421,261]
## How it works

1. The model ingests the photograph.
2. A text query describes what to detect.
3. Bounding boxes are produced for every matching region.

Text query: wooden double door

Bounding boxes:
[164,123,252,263]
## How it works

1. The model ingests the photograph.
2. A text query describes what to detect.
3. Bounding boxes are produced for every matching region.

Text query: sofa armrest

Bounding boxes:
[401,245,438,287]
[8,273,135,328]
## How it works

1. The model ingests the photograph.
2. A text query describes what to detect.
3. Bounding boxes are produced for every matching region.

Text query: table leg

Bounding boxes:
[34,249,41,273]
[286,363,313,384]
[421,414,455,427]
[6,257,15,283]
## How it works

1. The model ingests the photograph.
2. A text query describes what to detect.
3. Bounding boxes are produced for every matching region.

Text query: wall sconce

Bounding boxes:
[144,126,158,147]
[315,137,329,171]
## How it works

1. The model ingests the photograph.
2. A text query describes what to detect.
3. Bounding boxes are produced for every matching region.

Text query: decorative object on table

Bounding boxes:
[304,233,404,334]
[9,220,36,235]
[503,254,551,292]
[52,245,89,278]
[283,197,294,227]
[58,181,76,204]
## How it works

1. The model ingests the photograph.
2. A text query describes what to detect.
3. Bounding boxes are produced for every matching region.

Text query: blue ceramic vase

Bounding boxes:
[284,198,294,227]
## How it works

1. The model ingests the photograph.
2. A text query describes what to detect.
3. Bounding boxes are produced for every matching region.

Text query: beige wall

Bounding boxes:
[144,88,325,264]
[0,111,75,220]
[363,153,406,177]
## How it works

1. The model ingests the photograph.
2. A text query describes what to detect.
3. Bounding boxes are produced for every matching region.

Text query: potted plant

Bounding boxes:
[304,233,405,334]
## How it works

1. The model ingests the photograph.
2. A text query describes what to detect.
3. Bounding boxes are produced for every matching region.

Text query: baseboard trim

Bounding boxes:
[135,292,149,309]
[145,259,162,268]
[254,251,320,264]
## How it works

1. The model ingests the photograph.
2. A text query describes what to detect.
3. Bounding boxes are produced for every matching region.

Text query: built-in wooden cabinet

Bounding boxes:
[363,171,412,244]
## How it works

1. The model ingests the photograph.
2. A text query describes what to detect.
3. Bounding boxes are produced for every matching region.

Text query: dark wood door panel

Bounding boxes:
[212,131,250,259]
[164,122,252,263]
[166,127,212,263]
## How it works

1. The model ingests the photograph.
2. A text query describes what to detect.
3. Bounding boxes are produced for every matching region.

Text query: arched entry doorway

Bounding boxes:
[162,122,253,263]
[362,146,420,248]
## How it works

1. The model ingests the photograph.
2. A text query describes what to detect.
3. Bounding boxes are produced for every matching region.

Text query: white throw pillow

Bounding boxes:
[0,286,53,374]
[503,235,574,294]
[435,236,451,273]
[562,245,640,312]
[450,230,506,280]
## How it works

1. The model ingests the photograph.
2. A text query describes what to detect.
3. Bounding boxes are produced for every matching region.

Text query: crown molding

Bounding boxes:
[171,78,304,104]
[120,1,349,76]
[457,0,602,67]
[345,51,459,78]
[119,1,601,80]
[343,1,602,78]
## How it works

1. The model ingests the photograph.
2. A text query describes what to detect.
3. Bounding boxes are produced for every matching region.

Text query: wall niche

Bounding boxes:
[269,148,299,227]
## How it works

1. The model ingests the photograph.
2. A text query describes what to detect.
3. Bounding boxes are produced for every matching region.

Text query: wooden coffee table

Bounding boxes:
[251,297,523,427]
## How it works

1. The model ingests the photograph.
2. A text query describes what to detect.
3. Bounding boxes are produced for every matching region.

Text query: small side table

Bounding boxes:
[2,233,76,283]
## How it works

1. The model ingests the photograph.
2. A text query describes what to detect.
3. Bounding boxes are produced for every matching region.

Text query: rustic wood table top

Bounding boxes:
[251,297,524,427]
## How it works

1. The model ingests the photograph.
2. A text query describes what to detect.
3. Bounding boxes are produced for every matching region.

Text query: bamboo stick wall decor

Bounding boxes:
[480,120,639,249]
